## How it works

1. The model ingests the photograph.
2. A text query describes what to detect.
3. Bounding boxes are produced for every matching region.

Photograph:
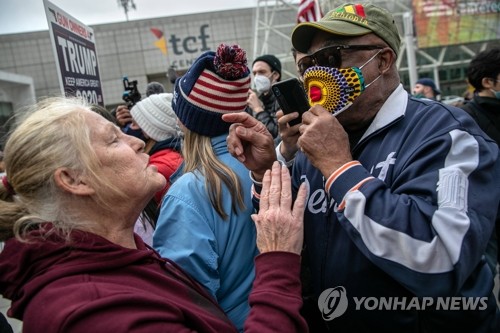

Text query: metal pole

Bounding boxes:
[403,12,418,90]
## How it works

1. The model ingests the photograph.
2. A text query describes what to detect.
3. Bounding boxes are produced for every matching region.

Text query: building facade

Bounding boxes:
[0,8,268,109]
[1,1,498,148]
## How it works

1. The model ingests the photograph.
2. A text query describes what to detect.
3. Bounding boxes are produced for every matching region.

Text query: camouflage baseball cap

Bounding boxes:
[292,3,401,57]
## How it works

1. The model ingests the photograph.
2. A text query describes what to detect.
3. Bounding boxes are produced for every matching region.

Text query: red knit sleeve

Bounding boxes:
[244,252,308,333]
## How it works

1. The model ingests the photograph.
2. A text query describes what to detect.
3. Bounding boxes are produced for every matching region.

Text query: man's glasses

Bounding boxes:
[297,45,383,75]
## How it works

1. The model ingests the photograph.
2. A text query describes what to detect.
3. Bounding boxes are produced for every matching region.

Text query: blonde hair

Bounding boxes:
[0,97,128,241]
[182,129,245,220]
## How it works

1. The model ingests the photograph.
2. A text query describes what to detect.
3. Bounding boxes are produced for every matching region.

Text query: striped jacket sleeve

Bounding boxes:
[326,128,500,296]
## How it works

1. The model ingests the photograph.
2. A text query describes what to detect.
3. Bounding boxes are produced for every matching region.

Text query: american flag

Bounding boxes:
[297,0,323,23]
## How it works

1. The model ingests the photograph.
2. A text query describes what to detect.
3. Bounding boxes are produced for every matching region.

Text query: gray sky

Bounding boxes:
[0,0,259,35]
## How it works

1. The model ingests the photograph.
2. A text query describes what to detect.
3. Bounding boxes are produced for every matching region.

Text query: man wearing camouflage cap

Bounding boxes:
[224,3,500,332]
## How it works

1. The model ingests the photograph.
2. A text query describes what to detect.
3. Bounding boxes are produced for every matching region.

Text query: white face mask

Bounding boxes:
[254,75,271,95]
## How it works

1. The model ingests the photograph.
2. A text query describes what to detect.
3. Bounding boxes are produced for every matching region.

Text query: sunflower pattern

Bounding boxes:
[303,66,365,114]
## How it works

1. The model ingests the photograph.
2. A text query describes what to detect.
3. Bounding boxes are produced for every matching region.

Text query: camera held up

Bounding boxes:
[122,76,141,108]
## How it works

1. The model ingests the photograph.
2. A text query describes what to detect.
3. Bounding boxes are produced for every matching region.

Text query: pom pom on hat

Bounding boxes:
[172,43,251,137]
[130,93,180,142]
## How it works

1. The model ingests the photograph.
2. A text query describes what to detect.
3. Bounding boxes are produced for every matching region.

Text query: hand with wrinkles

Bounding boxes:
[222,112,276,182]
[252,161,307,254]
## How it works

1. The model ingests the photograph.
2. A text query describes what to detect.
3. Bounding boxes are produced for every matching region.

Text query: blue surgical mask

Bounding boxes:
[490,88,500,100]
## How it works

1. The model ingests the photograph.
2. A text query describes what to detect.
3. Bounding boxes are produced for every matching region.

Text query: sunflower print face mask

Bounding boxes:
[303,66,365,115]
[302,49,382,115]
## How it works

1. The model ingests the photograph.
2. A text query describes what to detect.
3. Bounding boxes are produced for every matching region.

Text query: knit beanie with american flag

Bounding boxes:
[172,43,251,137]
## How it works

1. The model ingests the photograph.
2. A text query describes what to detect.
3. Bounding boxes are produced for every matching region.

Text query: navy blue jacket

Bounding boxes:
[283,85,500,332]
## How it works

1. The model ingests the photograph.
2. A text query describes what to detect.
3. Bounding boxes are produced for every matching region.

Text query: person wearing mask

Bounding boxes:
[461,47,500,150]
[153,44,259,332]
[0,96,308,333]
[246,54,282,140]
[224,3,500,332]
[413,77,441,100]
[460,47,500,285]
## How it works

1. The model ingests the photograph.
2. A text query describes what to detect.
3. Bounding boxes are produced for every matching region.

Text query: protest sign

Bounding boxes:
[44,0,104,105]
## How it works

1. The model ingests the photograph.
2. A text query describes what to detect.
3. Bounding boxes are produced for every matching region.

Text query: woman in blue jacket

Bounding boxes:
[153,44,258,332]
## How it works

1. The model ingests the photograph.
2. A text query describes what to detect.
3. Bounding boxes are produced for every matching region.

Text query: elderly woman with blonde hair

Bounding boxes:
[0,96,307,332]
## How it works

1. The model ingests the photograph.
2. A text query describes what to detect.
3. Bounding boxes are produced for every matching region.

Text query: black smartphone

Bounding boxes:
[271,78,310,126]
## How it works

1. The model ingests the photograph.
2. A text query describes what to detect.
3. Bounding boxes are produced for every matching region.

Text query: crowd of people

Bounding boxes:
[1,2,499,333]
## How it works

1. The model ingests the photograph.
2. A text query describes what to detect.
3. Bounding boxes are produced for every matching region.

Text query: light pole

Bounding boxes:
[117,0,137,21]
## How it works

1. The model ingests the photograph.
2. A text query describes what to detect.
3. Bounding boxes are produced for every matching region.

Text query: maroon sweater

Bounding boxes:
[0,229,307,332]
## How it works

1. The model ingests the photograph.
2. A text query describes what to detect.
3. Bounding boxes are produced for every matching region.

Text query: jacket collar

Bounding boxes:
[360,84,407,142]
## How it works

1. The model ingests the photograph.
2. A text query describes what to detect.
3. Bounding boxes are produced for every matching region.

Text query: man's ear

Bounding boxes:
[54,168,95,196]
[481,77,495,90]
[378,47,395,74]
[272,71,281,83]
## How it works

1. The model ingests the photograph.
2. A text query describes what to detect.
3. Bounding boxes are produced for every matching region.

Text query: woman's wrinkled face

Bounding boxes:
[84,111,166,202]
